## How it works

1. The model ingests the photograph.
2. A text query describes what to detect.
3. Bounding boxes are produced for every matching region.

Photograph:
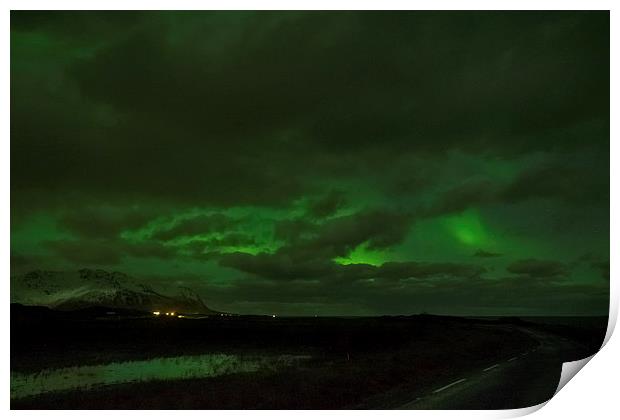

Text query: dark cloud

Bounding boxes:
[273,210,413,260]
[59,206,157,239]
[11,254,37,273]
[309,210,412,253]
[306,190,347,219]
[219,252,335,281]
[217,204,483,283]
[195,270,607,316]
[11,11,609,213]
[10,11,609,316]
[45,239,126,266]
[219,251,485,284]
[376,261,487,280]
[501,159,609,205]
[424,154,609,218]
[280,210,414,261]
[425,179,497,216]
[11,11,144,42]
[203,233,256,248]
[150,214,235,241]
[591,260,610,281]
[473,249,503,258]
[506,259,568,278]
[179,234,257,257]
[273,219,315,243]
[45,238,175,266]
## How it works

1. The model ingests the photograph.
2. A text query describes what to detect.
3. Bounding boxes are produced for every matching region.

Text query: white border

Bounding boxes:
[3,2,617,419]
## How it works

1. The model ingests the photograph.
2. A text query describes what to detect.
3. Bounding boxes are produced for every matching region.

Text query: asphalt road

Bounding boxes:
[398,327,590,410]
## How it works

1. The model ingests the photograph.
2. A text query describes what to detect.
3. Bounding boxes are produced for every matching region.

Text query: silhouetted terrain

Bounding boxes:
[10,305,606,409]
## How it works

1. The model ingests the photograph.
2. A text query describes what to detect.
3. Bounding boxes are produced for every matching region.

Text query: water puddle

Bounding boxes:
[11,353,310,400]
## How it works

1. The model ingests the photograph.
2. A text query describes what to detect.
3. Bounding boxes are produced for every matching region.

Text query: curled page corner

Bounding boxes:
[505,354,598,418]
[554,355,595,396]
[552,306,617,398]
[500,401,549,418]
[602,307,617,347]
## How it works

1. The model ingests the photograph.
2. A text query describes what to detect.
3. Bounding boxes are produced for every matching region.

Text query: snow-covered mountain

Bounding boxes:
[10,269,216,314]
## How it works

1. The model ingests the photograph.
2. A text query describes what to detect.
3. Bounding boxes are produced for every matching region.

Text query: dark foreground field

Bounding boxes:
[10,305,606,409]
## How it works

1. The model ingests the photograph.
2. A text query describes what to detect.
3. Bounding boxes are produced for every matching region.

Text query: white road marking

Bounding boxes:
[432,378,467,393]
[508,357,518,362]
[483,363,500,372]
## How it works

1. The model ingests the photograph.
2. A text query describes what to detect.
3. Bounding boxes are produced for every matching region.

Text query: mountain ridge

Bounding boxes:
[11,268,217,314]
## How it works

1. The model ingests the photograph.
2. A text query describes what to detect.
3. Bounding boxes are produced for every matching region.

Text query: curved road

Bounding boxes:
[397,327,590,410]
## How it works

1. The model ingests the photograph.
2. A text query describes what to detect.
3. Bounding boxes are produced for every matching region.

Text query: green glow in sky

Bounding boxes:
[443,210,491,248]
[10,11,609,316]
[333,242,391,267]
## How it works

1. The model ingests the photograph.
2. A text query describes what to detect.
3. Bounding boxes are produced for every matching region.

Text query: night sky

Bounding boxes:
[11,11,609,316]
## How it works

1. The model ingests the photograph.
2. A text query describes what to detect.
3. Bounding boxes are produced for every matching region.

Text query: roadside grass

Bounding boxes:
[11,321,537,409]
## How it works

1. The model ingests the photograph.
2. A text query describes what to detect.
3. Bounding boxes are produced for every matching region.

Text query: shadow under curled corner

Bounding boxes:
[507,311,616,417]
[395,317,612,413]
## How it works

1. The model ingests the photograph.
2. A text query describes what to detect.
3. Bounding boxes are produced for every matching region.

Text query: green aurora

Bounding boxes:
[11,11,609,316]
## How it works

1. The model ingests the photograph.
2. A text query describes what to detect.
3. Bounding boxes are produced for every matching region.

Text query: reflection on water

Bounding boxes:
[11,354,309,400]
